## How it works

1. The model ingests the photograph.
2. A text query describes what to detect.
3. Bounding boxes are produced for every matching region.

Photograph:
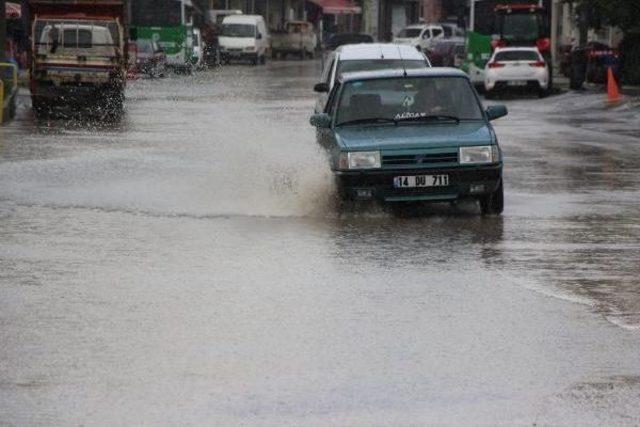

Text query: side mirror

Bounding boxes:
[486,105,508,121]
[256,33,262,40]
[310,113,331,128]
[313,82,329,93]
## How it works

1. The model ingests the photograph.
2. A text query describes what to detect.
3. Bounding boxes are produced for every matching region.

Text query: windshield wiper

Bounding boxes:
[337,117,397,126]
[395,115,461,124]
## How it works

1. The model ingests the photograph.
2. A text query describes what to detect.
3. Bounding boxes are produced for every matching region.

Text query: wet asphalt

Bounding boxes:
[1,60,639,425]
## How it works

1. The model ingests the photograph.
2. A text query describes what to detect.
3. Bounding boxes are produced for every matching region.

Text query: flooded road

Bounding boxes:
[1,61,640,425]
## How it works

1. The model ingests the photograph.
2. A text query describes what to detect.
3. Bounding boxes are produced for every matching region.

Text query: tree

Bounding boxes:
[565,0,640,83]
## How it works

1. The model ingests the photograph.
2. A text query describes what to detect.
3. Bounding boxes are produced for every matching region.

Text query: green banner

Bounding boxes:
[462,31,493,73]
[135,26,186,57]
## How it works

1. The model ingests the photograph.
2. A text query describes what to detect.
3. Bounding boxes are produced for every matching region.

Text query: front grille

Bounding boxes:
[383,152,458,166]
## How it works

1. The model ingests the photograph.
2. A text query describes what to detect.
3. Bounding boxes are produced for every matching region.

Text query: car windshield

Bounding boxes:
[502,14,542,42]
[221,23,255,37]
[335,76,483,125]
[337,59,427,77]
[495,50,540,61]
[397,28,422,38]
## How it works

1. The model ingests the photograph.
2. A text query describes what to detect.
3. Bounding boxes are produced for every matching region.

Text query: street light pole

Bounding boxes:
[181,0,186,26]
[0,0,6,61]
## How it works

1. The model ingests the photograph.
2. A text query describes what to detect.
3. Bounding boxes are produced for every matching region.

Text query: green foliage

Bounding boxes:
[565,0,640,34]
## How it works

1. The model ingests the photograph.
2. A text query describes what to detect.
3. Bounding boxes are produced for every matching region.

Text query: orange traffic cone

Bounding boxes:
[606,67,622,104]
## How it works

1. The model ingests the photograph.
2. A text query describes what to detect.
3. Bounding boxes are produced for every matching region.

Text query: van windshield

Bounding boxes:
[336,77,483,125]
[221,24,255,38]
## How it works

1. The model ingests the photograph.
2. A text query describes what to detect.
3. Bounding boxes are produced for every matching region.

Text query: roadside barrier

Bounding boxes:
[0,62,19,124]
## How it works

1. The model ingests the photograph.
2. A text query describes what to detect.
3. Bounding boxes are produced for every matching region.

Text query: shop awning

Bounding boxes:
[307,0,362,15]
[6,2,21,19]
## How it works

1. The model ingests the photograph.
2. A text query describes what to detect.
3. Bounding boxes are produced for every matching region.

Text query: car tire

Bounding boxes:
[32,97,48,118]
[251,55,258,65]
[484,90,494,100]
[480,180,504,215]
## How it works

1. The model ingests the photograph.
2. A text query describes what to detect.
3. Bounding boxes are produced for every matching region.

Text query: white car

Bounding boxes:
[192,28,204,68]
[393,24,444,52]
[314,43,431,112]
[484,47,549,97]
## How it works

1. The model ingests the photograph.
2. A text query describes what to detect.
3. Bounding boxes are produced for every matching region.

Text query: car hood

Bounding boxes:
[334,122,494,151]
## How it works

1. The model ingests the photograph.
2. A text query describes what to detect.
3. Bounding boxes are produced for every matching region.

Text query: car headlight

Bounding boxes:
[459,146,499,164]
[339,151,381,170]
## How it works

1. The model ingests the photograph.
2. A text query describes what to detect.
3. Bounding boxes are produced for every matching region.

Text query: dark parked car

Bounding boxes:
[135,39,167,78]
[427,40,465,67]
[568,41,620,89]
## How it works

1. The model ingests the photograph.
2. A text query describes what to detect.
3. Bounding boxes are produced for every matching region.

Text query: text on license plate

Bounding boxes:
[507,80,527,86]
[394,174,449,188]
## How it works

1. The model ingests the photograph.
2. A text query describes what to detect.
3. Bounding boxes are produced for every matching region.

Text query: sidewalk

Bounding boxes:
[554,73,640,98]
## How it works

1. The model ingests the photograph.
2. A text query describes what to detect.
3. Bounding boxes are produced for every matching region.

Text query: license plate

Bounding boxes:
[393,174,449,188]
[507,80,527,87]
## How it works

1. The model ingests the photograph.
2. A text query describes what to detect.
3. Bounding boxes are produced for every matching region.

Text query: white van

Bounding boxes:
[219,15,269,65]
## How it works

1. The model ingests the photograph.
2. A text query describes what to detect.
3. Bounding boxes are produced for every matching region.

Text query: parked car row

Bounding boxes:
[310,41,508,215]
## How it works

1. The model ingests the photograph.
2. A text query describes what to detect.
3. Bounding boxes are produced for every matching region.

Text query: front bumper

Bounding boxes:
[334,165,502,202]
[220,50,258,60]
[485,78,548,91]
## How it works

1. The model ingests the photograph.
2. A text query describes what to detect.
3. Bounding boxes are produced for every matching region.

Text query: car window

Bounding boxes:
[432,28,443,38]
[62,28,92,48]
[494,50,540,61]
[397,28,422,38]
[335,77,483,125]
[337,59,428,77]
[442,27,452,38]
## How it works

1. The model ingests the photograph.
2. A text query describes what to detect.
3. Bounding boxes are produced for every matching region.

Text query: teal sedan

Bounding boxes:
[310,68,508,214]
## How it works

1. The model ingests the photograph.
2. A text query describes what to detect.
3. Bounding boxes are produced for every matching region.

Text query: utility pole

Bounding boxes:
[0,0,6,61]
[181,0,186,25]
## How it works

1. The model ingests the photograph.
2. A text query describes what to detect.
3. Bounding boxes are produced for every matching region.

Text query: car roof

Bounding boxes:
[336,43,427,61]
[223,14,263,23]
[494,46,541,52]
[339,67,468,83]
